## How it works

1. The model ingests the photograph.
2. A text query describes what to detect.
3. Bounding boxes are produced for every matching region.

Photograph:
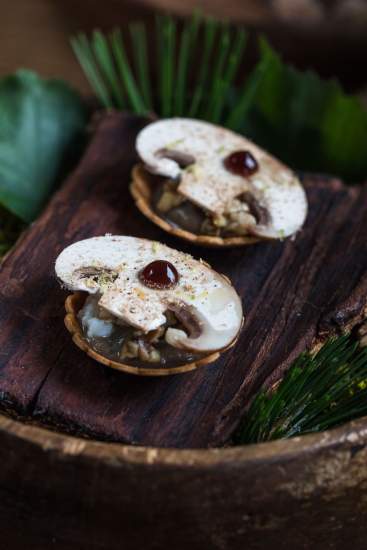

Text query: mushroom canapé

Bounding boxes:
[55,236,243,375]
[131,118,308,247]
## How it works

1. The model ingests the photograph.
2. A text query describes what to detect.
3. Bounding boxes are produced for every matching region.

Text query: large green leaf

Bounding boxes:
[236,39,367,182]
[0,70,86,222]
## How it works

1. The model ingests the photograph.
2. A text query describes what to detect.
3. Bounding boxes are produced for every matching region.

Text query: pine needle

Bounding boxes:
[234,335,367,445]
[188,18,217,118]
[174,12,200,116]
[110,28,147,114]
[157,15,176,117]
[129,22,153,110]
[210,28,247,123]
[92,30,125,109]
[204,24,231,120]
[70,34,112,109]
[70,16,249,124]
[225,49,268,130]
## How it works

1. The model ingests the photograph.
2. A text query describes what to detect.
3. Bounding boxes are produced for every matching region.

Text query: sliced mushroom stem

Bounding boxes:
[237,192,269,226]
[165,302,202,341]
[165,302,239,353]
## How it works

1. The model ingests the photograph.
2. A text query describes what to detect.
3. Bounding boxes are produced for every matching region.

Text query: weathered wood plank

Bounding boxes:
[0,112,366,448]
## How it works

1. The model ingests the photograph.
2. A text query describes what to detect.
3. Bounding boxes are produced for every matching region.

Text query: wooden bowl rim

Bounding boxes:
[1,411,366,468]
[64,291,241,377]
[130,164,260,248]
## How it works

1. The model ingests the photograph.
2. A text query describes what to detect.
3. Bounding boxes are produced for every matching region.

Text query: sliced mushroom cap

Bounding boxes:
[136,118,307,240]
[55,236,243,354]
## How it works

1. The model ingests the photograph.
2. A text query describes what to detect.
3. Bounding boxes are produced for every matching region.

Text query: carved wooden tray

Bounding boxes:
[0,112,366,449]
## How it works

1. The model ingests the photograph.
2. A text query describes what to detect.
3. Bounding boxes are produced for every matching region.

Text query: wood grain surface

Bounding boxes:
[0,112,366,448]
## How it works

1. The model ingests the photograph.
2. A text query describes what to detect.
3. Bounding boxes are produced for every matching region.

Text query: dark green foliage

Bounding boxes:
[71,16,367,182]
[237,39,367,182]
[234,335,367,444]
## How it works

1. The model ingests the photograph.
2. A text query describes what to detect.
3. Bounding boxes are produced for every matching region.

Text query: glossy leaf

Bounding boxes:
[0,70,86,222]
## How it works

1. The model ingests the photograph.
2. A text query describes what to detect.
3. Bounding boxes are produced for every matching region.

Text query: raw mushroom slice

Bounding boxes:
[165,287,242,353]
[55,236,243,373]
[135,118,308,241]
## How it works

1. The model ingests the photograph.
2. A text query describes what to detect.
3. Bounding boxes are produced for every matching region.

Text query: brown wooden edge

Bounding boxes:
[2,409,367,469]
[64,291,242,377]
[130,164,260,248]
[2,411,367,549]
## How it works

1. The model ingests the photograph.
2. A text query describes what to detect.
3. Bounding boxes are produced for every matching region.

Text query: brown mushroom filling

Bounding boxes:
[78,295,202,367]
[151,175,264,238]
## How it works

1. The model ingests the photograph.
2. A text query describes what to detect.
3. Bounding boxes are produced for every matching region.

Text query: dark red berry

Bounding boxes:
[139,260,179,290]
[223,150,258,177]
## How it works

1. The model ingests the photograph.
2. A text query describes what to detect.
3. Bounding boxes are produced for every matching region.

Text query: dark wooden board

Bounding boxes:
[0,112,366,448]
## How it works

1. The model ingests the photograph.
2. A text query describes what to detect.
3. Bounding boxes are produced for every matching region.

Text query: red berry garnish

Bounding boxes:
[139,260,179,290]
[223,150,258,177]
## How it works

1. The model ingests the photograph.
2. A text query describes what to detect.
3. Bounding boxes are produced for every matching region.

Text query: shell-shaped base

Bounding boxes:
[64,292,239,377]
[130,164,259,248]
